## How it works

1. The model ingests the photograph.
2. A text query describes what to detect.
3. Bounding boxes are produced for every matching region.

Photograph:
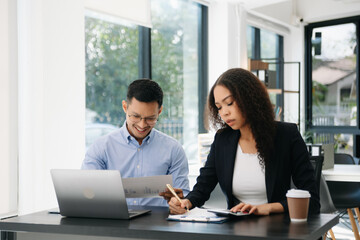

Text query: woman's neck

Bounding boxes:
[239,124,254,141]
[239,125,257,154]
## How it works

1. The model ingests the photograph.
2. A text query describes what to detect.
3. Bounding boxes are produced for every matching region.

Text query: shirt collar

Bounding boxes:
[120,121,154,145]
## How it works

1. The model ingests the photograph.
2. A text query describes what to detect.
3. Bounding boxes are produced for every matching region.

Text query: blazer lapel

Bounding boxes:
[265,151,277,203]
[223,130,240,204]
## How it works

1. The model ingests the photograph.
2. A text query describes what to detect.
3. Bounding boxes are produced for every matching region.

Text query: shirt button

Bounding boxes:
[137,165,140,168]
[137,148,140,152]
[133,201,137,204]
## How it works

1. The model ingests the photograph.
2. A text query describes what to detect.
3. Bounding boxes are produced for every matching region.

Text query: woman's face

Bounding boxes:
[213,85,246,130]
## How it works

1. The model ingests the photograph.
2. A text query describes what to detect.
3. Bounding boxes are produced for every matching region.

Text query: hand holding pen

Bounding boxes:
[166,184,192,214]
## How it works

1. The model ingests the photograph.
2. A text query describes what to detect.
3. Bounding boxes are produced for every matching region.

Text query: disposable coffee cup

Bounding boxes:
[286,189,311,222]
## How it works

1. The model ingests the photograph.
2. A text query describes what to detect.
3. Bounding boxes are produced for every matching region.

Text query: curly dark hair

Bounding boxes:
[208,68,276,167]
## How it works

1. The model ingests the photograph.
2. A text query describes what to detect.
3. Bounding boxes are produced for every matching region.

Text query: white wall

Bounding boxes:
[253,0,360,24]
[17,0,86,214]
[298,0,360,23]
[0,0,18,218]
[208,1,249,89]
[208,1,232,88]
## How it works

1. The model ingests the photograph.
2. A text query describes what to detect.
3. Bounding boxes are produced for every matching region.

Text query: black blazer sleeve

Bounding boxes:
[186,133,219,207]
[286,123,320,214]
[269,122,320,214]
[186,128,240,208]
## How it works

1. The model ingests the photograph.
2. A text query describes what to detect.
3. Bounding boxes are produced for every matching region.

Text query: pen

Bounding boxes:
[166,184,189,212]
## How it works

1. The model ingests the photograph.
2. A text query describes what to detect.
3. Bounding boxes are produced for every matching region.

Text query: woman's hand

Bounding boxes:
[230,202,284,215]
[159,188,184,202]
[168,197,193,215]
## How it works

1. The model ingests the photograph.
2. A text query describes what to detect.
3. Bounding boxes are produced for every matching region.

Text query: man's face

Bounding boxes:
[122,98,162,144]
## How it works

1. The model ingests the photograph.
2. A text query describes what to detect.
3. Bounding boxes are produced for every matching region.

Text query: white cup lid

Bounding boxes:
[286,189,311,198]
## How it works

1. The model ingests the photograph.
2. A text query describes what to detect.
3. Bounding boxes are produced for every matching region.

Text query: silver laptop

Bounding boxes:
[50,169,151,219]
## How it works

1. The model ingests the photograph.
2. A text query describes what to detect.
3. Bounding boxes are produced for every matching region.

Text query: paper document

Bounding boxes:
[167,207,228,223]
[122,175,172,198]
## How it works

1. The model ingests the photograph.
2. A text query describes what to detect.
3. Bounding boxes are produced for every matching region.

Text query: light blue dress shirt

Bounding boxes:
[82,121,190,207]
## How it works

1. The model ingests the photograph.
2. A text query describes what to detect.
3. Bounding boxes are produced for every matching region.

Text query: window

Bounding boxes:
[247,26,255,59]
[260,29,279,62]
[247,25,284,120]
[311,23,356,127]
[247,26,283,61]
[151,0,205,162]
[85,0,208,163]
[85,14,139,126]
[305,16,360,156]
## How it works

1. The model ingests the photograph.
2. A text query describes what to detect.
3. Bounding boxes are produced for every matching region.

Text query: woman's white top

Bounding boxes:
[232,144,268,205]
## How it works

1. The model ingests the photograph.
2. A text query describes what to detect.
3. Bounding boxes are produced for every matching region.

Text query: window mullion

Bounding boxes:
[138,26,152,79]
[198,5,208,133]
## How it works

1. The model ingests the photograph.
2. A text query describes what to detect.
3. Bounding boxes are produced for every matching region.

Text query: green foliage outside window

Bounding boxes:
[85,0,201,145]
[85,17,139,126]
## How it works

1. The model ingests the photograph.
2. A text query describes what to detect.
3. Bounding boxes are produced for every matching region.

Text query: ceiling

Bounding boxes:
[224,0,289,9]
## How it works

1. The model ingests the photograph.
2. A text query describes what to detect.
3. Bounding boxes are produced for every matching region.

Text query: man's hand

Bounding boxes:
[159,188,184,202]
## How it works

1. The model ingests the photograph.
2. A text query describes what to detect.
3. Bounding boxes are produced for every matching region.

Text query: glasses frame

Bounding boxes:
[127,114,158,125]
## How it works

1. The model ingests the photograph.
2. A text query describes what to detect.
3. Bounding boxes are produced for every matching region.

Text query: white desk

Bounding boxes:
[322,164,360,182]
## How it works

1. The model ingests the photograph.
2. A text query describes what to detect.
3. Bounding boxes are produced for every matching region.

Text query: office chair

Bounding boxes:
[334,153,360,223]
[290,155,322,198]
[308,156,336,240]
[334,153,355,164]
[309,155,324,192]
[320,174,337,240]
[326,153,360,240]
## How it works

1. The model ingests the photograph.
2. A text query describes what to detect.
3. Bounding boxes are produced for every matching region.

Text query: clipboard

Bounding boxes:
[167,207,228,223]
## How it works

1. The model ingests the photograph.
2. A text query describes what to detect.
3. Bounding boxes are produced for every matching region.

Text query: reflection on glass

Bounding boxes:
[151,0,201,162]
[311,23,357,126]
[247,26,254,59]
[261,29,277,71]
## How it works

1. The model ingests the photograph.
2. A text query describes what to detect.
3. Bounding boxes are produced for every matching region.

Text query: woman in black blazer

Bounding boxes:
[168,68,320,215]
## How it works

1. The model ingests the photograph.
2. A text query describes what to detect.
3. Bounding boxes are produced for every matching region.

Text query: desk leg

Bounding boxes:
[0,231,16,240]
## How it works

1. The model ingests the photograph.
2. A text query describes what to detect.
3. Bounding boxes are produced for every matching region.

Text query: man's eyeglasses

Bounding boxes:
[128,114,158,125]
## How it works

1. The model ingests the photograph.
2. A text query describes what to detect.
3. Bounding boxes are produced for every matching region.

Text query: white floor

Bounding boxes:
[327,212,359,240]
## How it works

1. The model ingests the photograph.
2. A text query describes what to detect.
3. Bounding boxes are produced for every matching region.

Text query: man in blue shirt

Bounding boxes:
[82,79,190,206]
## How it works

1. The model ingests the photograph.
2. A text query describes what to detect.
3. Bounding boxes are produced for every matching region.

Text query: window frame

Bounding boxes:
[304,15,360,157]
[138,3,208,134]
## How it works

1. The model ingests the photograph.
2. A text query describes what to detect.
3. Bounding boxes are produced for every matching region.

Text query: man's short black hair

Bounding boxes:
[127,79,163,108]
